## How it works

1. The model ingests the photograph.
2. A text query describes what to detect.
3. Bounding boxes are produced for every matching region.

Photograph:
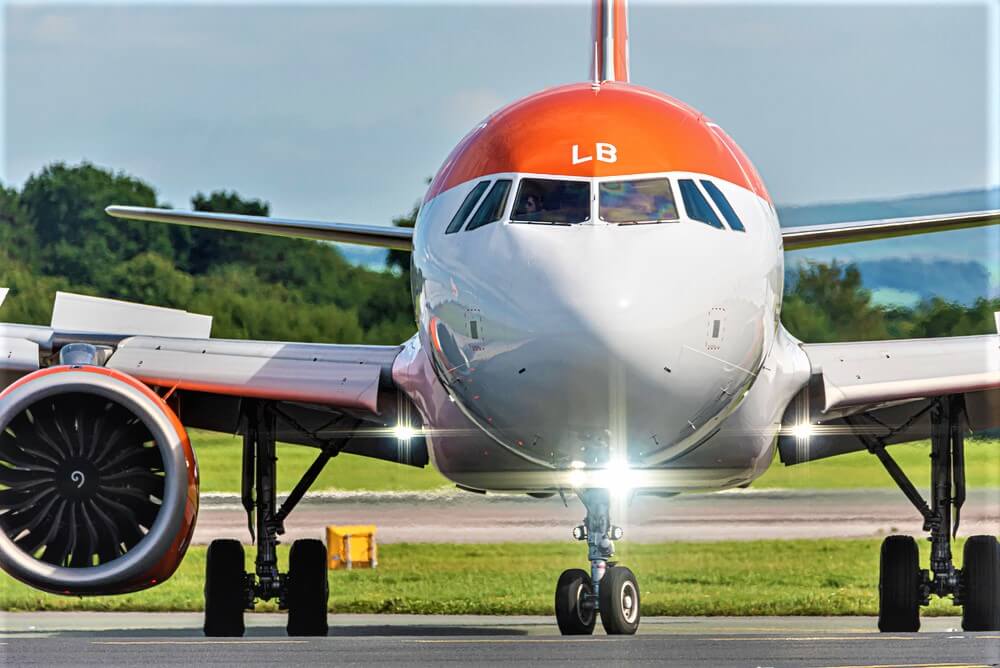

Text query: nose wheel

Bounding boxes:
[555,489,640,635]
[599,565,641,635]
[554,568,596,634]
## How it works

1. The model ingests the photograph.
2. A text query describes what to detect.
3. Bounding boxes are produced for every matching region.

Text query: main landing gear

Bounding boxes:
[856,395,1000,632]
[204,401,345,637]
[555,489,640,635]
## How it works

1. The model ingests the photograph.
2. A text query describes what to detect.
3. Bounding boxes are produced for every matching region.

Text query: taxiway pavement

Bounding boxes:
[194,487,1000,544]
[1,612,997,667]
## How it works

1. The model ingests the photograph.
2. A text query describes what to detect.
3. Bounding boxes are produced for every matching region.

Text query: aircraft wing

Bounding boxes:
[106,205,414,251]
[1,292,425,466]
[778,329,1000,464]
[781,209,999,251]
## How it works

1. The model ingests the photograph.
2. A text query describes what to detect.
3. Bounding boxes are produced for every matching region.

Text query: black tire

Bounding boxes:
[598,566,640,635]
[204,539,247,637]
[962,535,1000,631]
[878,535,921,632]
[286,539,330,636]
[555,568,596,635]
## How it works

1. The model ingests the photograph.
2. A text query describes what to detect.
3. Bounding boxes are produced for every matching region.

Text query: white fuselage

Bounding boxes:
[393,171,811,493]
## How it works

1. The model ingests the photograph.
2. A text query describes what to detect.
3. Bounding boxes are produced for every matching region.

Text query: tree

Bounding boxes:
[386,201,418,275]
[181,190,271,274]
[782,261,889,342]
[0,184,38,268]
[20,163,168,285]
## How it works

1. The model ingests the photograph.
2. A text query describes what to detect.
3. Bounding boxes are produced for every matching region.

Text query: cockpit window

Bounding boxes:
[599,178,679,224]
[466,179,512,231]
[445,180,490,234]
[511,178,590,224]
[700,180,746,232]
[678,179,724,229]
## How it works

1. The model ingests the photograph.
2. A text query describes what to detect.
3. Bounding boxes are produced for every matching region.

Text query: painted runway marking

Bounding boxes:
[709,636,917,642]
[92,640,310,645]
[816,663,989,668]
[411,638,618,644]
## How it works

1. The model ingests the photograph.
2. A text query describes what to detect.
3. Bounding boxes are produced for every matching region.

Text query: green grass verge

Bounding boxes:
[0,539,973,616]
[753,437,1000,490]
[191,430,999,494]
[192,430,449,493]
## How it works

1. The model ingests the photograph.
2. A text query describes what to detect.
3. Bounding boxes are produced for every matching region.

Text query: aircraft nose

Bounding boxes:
[452,223,733,467]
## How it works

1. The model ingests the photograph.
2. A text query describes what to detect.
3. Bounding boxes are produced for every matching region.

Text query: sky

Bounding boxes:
[3,0,998,229]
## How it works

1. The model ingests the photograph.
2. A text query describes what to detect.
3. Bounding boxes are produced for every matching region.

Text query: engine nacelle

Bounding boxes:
[0,366,199,595]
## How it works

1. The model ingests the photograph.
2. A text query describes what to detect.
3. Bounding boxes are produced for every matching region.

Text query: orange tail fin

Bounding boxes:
[591,0,630,83]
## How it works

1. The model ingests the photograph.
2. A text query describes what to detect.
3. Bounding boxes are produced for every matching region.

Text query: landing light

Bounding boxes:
[604,458,635,492]
[394,425,416,441]
[791,423,814,440]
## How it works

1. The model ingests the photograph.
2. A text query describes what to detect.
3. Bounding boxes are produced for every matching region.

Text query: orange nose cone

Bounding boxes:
[426,82,771,204]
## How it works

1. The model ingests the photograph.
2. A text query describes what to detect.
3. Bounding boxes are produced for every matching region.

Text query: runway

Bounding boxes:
[1,613,997,667]
[194,488,1000,544]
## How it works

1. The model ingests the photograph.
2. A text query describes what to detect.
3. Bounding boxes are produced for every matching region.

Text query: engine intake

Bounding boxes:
[0,366,198,594]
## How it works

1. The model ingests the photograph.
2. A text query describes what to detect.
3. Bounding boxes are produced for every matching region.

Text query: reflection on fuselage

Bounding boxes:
[405,171,783,491]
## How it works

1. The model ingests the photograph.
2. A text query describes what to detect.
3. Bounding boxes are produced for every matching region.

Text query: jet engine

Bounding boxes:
[0,366,198,594]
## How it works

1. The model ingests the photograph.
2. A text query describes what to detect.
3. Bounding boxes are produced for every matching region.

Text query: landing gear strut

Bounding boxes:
[858,395,1000,632]
[555,489,640,635]
[204,401,344,637]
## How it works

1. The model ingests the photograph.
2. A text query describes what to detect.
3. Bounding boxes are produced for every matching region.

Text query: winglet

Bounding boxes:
[0,288,8,309]
[995,311,999,335]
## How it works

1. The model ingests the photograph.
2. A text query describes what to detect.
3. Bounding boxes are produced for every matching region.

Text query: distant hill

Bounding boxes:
[785,258,991,306]
[779,187,999,306]
[777,187,1000,227]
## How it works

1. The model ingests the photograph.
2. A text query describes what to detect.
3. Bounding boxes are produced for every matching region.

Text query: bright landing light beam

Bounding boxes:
[393,425,416,441]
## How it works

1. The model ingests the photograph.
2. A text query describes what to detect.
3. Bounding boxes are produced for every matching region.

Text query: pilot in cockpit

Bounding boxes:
[523,193,542,215]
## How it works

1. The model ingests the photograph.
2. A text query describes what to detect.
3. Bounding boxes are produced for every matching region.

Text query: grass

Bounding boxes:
[0,539,975,616]
[191,430,449,493]
[190,430,1000,494]
[753,437,1000,490]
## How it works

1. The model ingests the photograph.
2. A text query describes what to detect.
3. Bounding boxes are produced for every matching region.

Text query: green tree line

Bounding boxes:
[782,261,999,342]
[1,163,414,343]
[1,162,996,344]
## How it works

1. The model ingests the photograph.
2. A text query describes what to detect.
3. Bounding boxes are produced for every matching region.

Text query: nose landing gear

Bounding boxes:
[555,489,640,635]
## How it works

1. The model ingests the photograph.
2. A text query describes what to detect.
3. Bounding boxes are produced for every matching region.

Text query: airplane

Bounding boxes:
[1,0,998,638]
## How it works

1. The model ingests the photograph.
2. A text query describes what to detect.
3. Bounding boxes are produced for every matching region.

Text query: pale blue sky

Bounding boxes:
[3,0,998,229]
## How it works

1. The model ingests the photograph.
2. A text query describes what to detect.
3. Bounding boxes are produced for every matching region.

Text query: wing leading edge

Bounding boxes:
[106,206,414,251]
[781,209,999,251]
[1,292,426,466]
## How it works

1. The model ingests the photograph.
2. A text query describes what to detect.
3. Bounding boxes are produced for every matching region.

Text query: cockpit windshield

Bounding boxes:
[599,178,679,224]
[511,178,590,224]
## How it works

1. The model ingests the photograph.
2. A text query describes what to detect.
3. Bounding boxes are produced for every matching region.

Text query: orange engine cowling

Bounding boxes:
[0,366,199,595]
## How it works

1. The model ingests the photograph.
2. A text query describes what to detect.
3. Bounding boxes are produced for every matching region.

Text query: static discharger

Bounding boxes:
[326,525,378,570]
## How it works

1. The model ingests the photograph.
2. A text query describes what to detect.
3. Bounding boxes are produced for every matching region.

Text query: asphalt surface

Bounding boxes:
[1,613,998,667]
[194,488,1000,544]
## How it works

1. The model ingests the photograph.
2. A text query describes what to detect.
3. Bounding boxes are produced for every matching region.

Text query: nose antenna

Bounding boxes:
[590,0,631,83]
